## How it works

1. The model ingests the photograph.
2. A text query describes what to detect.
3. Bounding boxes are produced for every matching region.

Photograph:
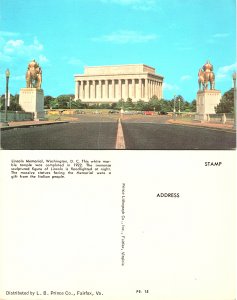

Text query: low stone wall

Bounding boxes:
[209,113,234,123]
[0,111,34,122]
[194,113,234,124]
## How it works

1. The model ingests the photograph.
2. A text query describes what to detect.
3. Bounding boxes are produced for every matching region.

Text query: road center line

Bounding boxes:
[116,118,126,149]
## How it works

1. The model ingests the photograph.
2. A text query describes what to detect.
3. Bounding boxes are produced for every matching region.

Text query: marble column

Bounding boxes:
[89,80,93,99]
[152,81,154,97]
[132,79,136,99]
[112,79,115,99]
[88,81,91,99]
[78,82,82,99]
[145,79,148,100]
[99,80,102,99]
[82,80,85,99]
[81,81,84,99]
[106,80,109,99]
[75,81,79,100]
[83,81,86,100]
[125,79,129,99]
[139,79,142,99]
[147,79,149,99]
[92,80,95,100]
[151,80,153,98]
[86,81,90,99]
[119,79,122,99]
[78,81,81,100]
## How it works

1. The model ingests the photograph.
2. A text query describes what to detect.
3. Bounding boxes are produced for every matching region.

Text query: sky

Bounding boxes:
[0,0,236,101]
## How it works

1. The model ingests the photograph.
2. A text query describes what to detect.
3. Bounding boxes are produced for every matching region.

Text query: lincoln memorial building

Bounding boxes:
[74,64,163,103]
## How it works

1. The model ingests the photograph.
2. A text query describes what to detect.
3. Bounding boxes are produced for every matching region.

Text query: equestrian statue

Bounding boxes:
[198,60,215,91]
[26,59,42,88]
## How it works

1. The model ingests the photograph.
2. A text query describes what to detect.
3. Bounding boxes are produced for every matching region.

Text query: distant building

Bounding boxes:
[74,64,163,103]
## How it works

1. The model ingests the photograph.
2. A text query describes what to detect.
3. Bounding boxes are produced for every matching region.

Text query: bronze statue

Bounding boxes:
[26,59,42,88]
[198,68,205,90]
[198,60,215,90]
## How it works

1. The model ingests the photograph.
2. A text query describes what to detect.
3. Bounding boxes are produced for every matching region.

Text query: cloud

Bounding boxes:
[163,82,179,91]
[218,64,236,73]
[4,39,24,52]
[100,0,156,10]
[101,0,141,3]
[180,75,191,81]
[11,75,25,81]
[0,36,45,62]
[3,37,43,55]
[216,63,236,79]
[68,58,84,66]
[0,51,12,62]
[212,33,230,38]
[39,54,49,63]
[208,33,230,44]
[177,46,193,51]
[0,31,19,37]
[92,30,158,44]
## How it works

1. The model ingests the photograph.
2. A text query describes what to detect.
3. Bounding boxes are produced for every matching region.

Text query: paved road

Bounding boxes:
[1,122,118,150]
[121,122,236,150]
[1,117,236,150]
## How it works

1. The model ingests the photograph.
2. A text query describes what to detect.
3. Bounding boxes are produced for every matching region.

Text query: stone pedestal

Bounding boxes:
[19,88,45,120]
[196,89,221,115]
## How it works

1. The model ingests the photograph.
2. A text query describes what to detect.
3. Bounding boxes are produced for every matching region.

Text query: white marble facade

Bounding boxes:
[74,64,163,102]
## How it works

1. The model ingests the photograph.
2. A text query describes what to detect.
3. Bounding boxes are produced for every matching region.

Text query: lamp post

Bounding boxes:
[233,72,236,129]
[173,94,176,119]
[178,98,181,114]
[2,69,10,126]
[173,95,176,113]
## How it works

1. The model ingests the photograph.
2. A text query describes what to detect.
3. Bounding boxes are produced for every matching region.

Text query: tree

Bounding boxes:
[111,102,117,109]
[50,99,59,109]
[183,101,191,112]
[0,94,23,111]
[99,103,111,109]
[162,99,173,113]
[56,95,71,109]
[115,99,125,110]
[9,95,22,111]
[88,103,98,109]
[215,88,234,113]
[175,95,185,112]
[158,98,171,113]
[148,96,162,111]
[0,94,5,110]
[74,99,85,108]
[134,100,146,111]
[124,98,134,110]
[44,95,55,109]
[190,99,196,112]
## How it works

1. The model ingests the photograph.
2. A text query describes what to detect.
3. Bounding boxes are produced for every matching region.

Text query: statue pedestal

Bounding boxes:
[196,90,221,115]
[19,88,45,120]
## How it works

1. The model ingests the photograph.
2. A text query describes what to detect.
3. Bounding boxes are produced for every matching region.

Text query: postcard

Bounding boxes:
[0,0,236,299]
